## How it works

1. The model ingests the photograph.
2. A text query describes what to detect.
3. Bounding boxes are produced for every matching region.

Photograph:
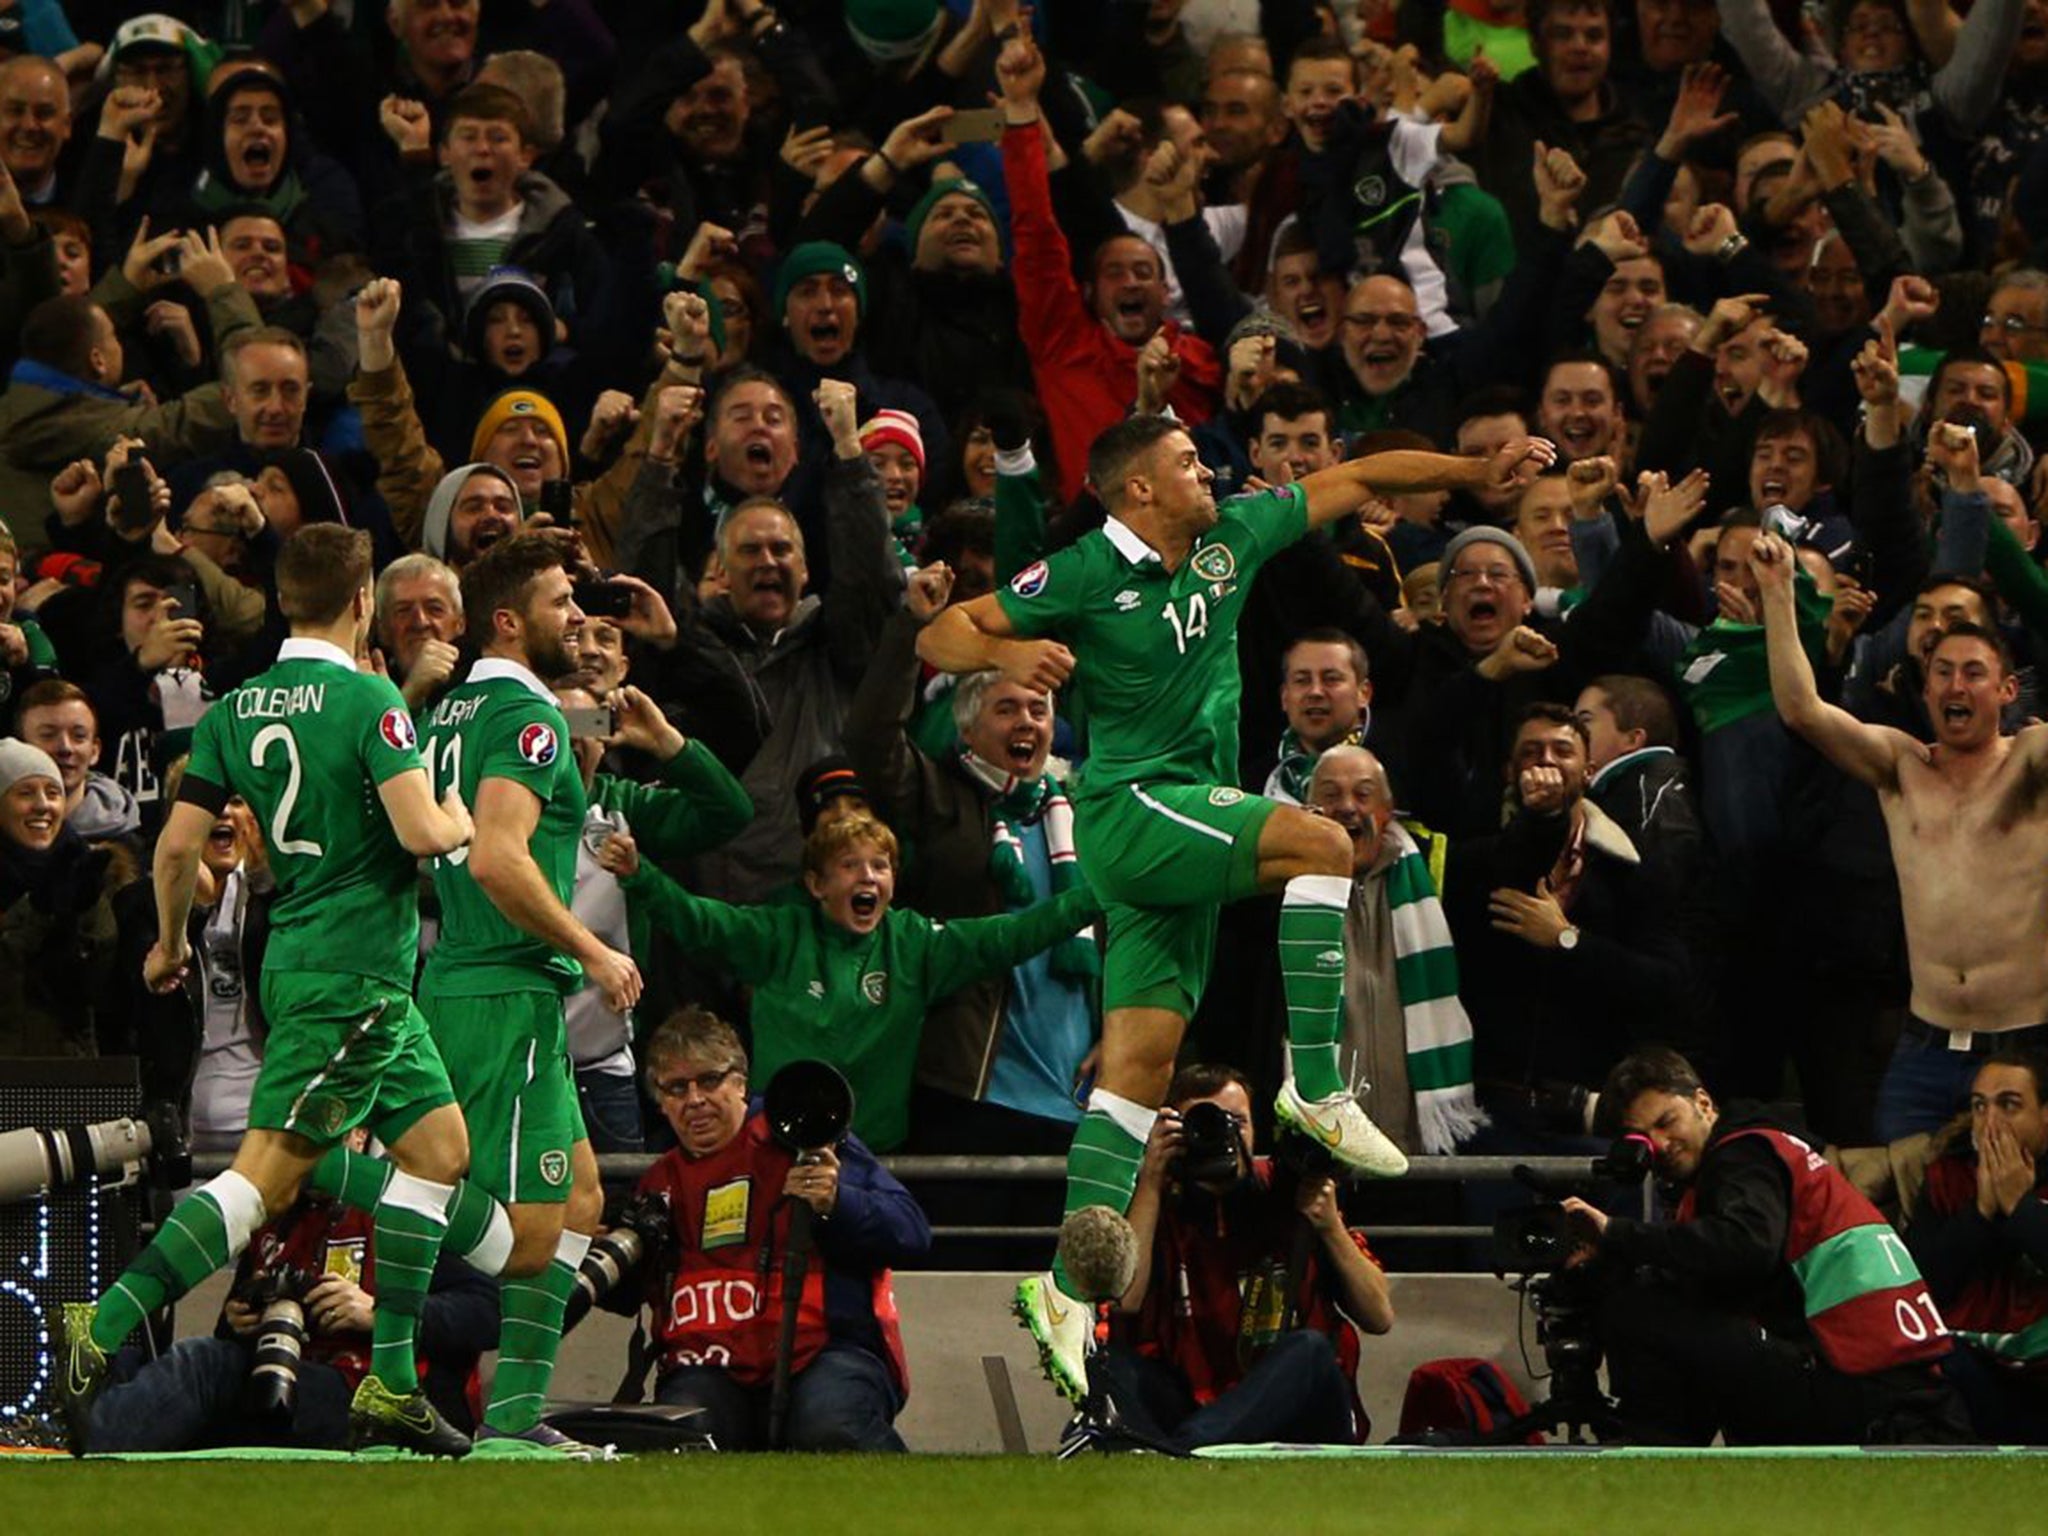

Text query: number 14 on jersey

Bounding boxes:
[1162,593,1209,655]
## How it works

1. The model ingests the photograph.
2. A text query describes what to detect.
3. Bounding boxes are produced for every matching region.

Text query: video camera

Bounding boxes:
[0,1103,190,1206]
[1481,1133,1653,1444]
[1490,1134,1653,1275]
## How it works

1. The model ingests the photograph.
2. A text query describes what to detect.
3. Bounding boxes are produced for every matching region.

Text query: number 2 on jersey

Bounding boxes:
[1162,593,1209,655]
[423,734,469,866]
[250,723,325,858]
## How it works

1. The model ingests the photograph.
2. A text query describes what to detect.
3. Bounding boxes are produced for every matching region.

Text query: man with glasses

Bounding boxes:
[1980,272,2048,366]
[628,1007,930,1451]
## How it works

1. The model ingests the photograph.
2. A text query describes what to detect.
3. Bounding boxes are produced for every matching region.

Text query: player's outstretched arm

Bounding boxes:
[470,776,643,1012]
[377,766,474,857]
[1297,437,1557,530]
[916,592,1075,692]
[144,800,215,991]
[1754,530,1921,788]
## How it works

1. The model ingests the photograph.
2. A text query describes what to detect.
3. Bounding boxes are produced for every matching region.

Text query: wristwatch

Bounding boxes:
[1556,925,1581,952]
[1715,232,1750,264]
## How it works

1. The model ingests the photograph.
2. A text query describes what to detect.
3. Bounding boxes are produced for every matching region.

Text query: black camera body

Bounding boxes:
[1173,1102,1243,1187]
[566,1189,676,1331]
[237,1264,318,1421]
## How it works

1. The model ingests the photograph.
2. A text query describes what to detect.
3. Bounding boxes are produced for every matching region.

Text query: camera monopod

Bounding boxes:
[761,1060,854,1450]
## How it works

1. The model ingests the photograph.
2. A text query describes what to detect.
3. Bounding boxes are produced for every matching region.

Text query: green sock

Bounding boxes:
[484,1236,585,1434]
[309,1144,391,1211]
[310,1146,510,1276]
[367,1174,452,1394]
[92,1176,256,1352]
[1050,1108,1145,1297]
[1281,875,1351,1100]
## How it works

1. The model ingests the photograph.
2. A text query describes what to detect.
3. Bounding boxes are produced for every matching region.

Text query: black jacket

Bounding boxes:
[1445,799,1696,1094]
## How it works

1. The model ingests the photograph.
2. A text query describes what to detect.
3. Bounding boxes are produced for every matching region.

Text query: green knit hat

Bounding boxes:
[773,242,867,322]
[845,0,944,60]
[905,176,998,254]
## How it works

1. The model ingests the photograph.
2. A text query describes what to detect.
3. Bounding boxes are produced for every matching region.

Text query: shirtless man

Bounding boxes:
[1755,467,2048,1141]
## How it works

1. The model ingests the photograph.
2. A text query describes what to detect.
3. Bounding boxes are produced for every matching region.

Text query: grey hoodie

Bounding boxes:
[421,462,523,561]
[71,771,141,843]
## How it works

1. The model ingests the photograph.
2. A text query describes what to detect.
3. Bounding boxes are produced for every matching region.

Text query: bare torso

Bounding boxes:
[1882,733,2048,1032]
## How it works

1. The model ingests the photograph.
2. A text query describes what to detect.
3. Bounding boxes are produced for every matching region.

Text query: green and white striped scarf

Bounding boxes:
[1383,819,1485,1155]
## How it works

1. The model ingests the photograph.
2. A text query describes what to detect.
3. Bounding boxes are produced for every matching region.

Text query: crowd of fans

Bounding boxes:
[4,0,2048,1447]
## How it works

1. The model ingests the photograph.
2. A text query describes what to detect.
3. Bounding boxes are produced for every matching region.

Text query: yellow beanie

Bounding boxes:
[471,389,568,464]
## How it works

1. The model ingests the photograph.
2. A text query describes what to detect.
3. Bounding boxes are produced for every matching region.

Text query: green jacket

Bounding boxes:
[621,865,1097,1150]
[589,740,754,966]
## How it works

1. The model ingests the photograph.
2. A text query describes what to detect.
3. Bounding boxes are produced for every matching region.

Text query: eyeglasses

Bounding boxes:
[1982,313,2048,337]
[1342,311,1420,334]
[1842,14,1904,36]
[654,1067,740,1099]
[1446,563,1522,586]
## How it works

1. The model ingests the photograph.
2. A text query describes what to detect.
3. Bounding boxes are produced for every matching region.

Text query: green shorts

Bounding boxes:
[251,971,455,1147]
[423,987,586,1206]
[1075,783,1276,1017]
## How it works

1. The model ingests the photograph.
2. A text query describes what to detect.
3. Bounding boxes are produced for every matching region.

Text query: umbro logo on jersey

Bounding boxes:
[1113,589,1140,611]
[1011,560,1049,597]
[519,722,559,766]
[379,707,416,752]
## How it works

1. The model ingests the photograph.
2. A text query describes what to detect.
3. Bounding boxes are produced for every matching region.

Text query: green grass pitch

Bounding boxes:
[6,1453,2045,1536]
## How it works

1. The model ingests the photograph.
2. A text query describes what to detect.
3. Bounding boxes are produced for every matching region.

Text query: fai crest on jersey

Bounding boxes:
[1011,560,1049,598]
[1354,174,1388,211]
[538,1149,569,1187]
[1191,544,1236,584]
[379,706,416,752]
[518,721,559,766]
[861,971,890,1006]
[1209,787,1245,807]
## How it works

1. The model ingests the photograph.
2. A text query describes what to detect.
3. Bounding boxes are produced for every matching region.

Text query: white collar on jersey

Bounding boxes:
[1104,517,1164,566]
[468,655,555,701]
[278,637,358,670]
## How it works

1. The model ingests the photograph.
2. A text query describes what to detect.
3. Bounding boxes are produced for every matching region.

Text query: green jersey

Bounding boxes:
[181,638,425,987]
[419,658,587,997]
[996,485,1309,798]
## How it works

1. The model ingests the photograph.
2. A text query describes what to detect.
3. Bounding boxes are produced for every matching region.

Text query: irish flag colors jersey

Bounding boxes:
[419,657,588,996]
[181,638,426,988]
[995,483,1310,799]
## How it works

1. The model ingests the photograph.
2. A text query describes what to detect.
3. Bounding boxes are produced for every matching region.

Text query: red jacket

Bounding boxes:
[1003,123,1221,506]
[1131,1159,1373,1440]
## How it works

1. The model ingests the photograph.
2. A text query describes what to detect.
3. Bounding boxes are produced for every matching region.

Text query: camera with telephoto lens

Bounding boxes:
[0,1101,190,1206]
[564,1189,676,1331]
[236,1264,318,1420]
[1172,1102,1244,1187]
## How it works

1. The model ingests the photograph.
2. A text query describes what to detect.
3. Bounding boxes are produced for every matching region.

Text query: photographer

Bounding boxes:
[624,1008,930,1451]
[1103,1063,1394,1451]
[80,1130,497,1453]
[1559,1047,1972,1445]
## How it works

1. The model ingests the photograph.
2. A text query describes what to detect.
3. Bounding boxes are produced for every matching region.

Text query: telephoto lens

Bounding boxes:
[243,1272,313,1420]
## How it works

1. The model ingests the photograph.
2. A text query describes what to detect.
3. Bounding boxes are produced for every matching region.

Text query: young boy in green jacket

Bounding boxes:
[598,811,1098,1151]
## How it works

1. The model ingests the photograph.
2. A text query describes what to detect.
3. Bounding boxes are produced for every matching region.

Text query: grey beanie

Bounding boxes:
[0,738,62,796]
[1223,307,1299,355]
[421,463,523,560]
[1441,526,1538,594]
